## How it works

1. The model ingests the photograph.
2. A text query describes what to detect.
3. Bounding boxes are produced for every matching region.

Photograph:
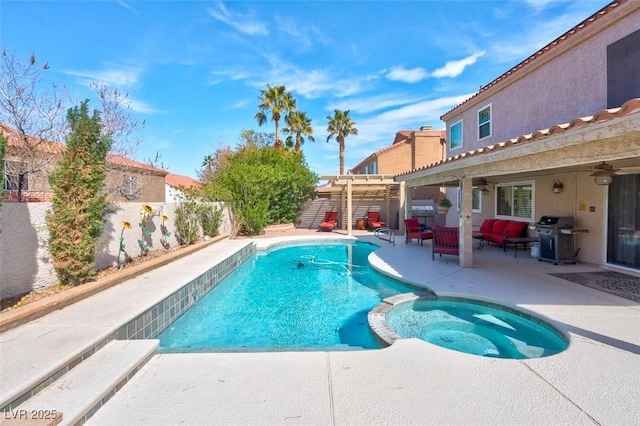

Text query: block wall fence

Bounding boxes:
[0,202,233,300]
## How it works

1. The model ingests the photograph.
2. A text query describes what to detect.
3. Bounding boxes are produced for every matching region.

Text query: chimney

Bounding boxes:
[420,125,432,131]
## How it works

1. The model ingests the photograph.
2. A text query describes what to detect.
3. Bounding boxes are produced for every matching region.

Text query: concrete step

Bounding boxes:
[16,339,158,426]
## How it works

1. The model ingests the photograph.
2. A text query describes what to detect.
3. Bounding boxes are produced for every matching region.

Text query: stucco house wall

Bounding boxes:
[443,2,640,153]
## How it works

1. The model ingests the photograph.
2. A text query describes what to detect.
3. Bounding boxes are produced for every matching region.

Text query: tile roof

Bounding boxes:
[397,97,640,178]
[165,172,201,188]
[1,122,167,175]
[440,0,626,120]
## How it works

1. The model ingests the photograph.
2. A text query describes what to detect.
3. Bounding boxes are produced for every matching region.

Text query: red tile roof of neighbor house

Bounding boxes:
[397,97,640,178]
[165,172,201,188]
[0,122,167,176]
[440,0,627,120]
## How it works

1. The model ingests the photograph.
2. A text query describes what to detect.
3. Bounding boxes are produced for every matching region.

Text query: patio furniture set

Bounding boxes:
[319,211,534,260]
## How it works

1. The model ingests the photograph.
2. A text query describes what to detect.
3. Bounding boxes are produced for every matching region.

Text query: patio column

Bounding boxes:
[347,179,353,236]
[459,176,473,267]
[399,181,406,233]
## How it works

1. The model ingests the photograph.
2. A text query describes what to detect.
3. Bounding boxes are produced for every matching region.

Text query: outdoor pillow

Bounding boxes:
[479,219,496,233]
[505,221,527,237]
[491,219,509,235]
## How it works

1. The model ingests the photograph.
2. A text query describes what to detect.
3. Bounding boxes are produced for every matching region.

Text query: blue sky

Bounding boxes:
[1,0,611,179]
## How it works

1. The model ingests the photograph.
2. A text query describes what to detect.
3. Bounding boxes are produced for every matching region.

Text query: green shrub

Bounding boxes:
[204,141,317,236]
[174,196,200,245]
[199,203,223,237]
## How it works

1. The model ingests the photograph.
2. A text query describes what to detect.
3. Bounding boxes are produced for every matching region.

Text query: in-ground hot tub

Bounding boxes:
[368,293,569,359]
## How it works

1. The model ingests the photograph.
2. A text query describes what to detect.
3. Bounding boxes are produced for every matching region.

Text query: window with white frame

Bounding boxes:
[449,120,463,150]
[478,103,491,140]
[457,187,482,213]
[371,161,377,174]
[496,181,534,220]
[3,160,29,191]
[120,174,141,200]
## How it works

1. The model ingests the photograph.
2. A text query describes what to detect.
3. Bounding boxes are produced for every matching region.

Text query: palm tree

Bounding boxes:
[254,84,297,148]
[326,109,358,174]
[282,111,315,151]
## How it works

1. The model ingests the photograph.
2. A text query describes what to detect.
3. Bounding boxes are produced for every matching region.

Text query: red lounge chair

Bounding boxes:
[432,226,460,261]
[318,211,338,231]
[367,211,386,230]
[404,218,433,246]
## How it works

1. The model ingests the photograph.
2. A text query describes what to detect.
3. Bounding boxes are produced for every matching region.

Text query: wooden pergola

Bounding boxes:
[320,174,404,236]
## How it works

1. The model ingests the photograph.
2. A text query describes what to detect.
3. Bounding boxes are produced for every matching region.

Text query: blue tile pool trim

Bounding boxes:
[115,243,255,341]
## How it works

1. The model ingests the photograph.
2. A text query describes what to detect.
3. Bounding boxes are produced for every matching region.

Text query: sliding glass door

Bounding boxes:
[607,174,640,269]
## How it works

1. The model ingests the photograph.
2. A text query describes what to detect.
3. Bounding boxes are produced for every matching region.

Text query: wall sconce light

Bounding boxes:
[552,179,564,194]
[590,162,618,186]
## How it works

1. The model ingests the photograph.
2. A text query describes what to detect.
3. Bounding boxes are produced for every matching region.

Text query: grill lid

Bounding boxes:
[536,216,575,228]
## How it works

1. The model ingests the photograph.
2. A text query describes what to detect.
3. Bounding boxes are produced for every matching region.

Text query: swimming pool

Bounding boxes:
[371,294,568,359]
[158,241,422,352]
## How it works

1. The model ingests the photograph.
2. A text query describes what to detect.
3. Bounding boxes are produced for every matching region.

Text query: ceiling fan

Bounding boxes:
[590,162,620,186]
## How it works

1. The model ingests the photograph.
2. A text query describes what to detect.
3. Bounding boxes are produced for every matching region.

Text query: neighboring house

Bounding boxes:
[351,126,445,176]
[1,123,167,202]
[396,0,640,270]
[311,126,446,231]
[165,172,201,203]
[350,126,445,201]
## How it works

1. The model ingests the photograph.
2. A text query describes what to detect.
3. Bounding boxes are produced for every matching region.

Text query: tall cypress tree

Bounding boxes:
[46,100,112,285]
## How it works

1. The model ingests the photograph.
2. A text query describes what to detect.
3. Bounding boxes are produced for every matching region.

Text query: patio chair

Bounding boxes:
[404,218,433,246]
[366,211,386,230]
[318,211,338,231]
[432,226,460,261]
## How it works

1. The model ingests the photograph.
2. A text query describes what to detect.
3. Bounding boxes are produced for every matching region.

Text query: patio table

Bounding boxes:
[504,236,538,258]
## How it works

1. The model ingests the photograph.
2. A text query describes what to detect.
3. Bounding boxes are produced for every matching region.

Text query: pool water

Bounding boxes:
[386,298,568,359]
[158,242,420,352]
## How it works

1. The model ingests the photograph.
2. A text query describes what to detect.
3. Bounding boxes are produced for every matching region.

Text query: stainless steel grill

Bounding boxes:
[534,216,576,265]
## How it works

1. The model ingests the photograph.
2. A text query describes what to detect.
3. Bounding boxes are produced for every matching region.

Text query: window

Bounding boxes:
[449,120,463,150]
[607,29,640,108]
[478,104,491,140]
[496,182,534,220]
[371,161,377,174]
[456,187,482,213]
[120,174,141,200]
[3,160,28,191]
[363,166,368,174]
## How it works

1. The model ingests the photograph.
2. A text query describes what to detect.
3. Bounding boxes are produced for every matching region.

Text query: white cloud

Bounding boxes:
[431,52,486,78]
[275,16,311,51]
[232,100,249,108]
[65,68,141,88]
[386,66,430,83]
[328,93,421,115]
[207,2,269,36]
[374,94,472,123]
[523,0,555,10]
[250,55,376,99]
[116,1,137,14]
[127,99,160,114]
[490,2,602,64]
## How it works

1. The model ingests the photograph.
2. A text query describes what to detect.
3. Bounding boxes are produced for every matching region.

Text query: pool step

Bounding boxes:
[15,339,158,426]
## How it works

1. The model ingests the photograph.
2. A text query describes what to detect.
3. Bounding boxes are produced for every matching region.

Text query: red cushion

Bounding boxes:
[491,219,509,235]
[479,219,496,233]
[505,221,527,237]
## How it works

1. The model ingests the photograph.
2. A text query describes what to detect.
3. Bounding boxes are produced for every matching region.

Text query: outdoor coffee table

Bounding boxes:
[504,236,538,258]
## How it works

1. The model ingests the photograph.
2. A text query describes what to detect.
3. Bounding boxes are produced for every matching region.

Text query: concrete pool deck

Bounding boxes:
[1,231,640,425]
